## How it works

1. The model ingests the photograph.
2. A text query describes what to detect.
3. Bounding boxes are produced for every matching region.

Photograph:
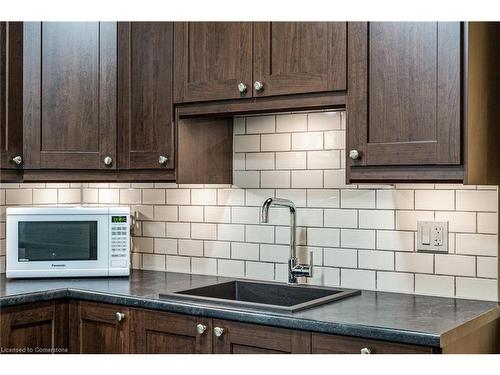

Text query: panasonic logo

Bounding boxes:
[51,264,66,267]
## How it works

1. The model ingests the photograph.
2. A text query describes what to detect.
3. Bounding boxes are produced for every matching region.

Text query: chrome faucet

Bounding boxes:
[261,197,312,284]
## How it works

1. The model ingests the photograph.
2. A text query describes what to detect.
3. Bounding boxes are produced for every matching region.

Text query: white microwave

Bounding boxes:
[6,206,130,278]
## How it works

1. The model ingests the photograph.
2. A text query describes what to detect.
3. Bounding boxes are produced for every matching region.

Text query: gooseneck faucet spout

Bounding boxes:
[261,197,312,284]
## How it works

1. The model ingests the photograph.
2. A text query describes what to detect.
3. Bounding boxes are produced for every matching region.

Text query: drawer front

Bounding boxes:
[312,332,435,354]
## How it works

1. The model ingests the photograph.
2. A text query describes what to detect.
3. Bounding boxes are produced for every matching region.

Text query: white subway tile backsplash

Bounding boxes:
[359,210,394,230]
[456,277,497,301]
[456,190,498,212]
[204,241,231,258]
[232,242,259,261]
[292,132,323,150]
[341,229,375,249]
[261,171,290,188]
[341,190,375,209]
[324,209,357,228]
[275,152,307,170]
[246,115,275,134]
[2,110,497,301]
[291,170,323,188]
[218,224,245,242]
[415,190,455,210]
[261,133,290,151]
[276,113,307,133]
[435,254,475,277]
[324,248,357,268]
[341,269,376,290]
[307,190,339,208]
[396,253,433,273]
[234,135,260,152]
[246,261,275,281]
[218,259,245,278]
[358,250,394,271]
[455,233,497,256]
[246,153,275,170]
[415,274,455,298]
[377,272,414,293]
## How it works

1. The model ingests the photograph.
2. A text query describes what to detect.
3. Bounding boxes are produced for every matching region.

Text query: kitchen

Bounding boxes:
[1,1,500,372]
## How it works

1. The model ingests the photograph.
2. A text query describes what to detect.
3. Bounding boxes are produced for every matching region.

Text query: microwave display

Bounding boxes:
[112,216,127,223]
[18,221,98,262]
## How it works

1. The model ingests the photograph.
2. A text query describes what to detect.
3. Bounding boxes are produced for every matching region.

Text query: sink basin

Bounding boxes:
[160,280,360,312]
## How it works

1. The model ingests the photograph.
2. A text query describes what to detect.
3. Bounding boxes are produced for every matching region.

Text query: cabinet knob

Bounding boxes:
[115,312,126,322]
[213,326,224,337]
[159,155,168,165]
[254,81,264,92]
[103,156,113,166]
[238,82,247,93]
[196,323,207,335]
[349,149,360,160]
[360,347,372,354]
[11,155,23,165]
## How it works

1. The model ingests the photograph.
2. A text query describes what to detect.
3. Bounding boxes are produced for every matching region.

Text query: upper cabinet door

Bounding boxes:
[253,22,347,97]
[347,22,461,171]
[0,22,23,170]
[23,22,117,170]
[118,22,174,170]
[173,22,253,103]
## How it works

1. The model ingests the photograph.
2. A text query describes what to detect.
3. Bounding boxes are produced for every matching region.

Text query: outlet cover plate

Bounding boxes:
[417,220,449,253]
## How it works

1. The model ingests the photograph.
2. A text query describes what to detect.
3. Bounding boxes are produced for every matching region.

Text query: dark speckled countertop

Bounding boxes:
[1,270,498,348]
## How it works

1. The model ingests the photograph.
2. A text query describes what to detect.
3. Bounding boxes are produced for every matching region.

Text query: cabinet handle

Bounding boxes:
[115,312,126,322]
[159,155,168,165]
[360,347,372,354]
[196,323,207,335]
[254,81,264,92]
[238,82,247,93]
[11,155,23,165]
[349,149,360,160]
[213,326,224,337]
[103,156,113,166]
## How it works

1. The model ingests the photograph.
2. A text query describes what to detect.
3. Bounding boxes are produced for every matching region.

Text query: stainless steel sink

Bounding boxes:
[160,280,360,312]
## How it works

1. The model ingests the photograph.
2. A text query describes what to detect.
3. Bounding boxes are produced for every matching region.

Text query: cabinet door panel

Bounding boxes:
[69,301,129,354]
[131,309,212,354]
[0,22,23,170]
[0,301,68,353]
[174,22,253,103]
[212,319,311,354]
[347,22,461,169]
[23,22,117,170]
[253,22,346,97]
[118,22,174,170]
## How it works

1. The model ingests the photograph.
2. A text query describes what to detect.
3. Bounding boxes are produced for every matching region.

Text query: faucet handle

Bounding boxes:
[308,251,314,277]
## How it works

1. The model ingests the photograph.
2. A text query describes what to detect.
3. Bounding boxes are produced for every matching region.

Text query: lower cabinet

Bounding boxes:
[1,301,439,354]
[0,300,68,353]
[131,309,212,353]
[69,301,129,354]
[212,319,310,354]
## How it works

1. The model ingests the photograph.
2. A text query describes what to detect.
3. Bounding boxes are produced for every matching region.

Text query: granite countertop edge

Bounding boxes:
[0,287,441,348]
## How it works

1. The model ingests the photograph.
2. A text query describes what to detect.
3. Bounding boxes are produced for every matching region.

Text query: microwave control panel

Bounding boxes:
[109,215,130,272]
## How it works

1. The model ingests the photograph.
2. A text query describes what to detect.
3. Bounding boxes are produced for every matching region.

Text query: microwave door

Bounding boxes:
[7,214,109,277]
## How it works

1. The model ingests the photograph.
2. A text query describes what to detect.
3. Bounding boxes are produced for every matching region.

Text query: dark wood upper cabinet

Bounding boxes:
[0,22,23,172]
[212,319,311,354]
[118,22,175,170]
[174,22,253,103]
[69,301,129,354]
[253,22,346,97]
[347,22,462,182]
[23,22,117,170]
[131,309,212,354]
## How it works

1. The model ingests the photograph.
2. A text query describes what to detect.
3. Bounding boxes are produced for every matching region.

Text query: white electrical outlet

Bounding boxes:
[417,221,448,253]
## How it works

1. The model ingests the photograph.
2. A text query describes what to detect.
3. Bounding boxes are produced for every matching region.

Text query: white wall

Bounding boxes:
[1,110,498,301]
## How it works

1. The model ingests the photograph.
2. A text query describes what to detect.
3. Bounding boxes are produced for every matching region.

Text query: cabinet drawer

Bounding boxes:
[312,332,435,354]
